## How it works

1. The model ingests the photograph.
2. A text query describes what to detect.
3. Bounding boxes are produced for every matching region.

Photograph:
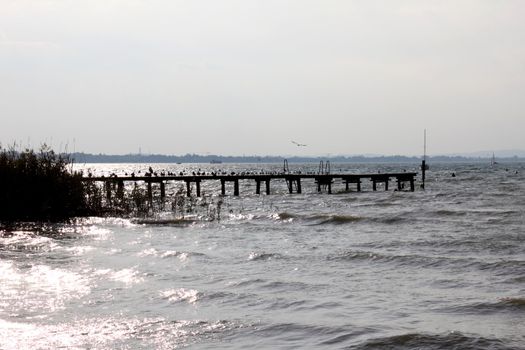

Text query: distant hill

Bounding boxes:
[70,152,525,164]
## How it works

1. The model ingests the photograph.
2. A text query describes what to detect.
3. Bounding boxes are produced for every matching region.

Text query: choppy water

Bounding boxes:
[1,162,524,349]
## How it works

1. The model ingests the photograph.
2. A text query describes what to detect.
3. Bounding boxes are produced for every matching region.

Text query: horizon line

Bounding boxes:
[69,151,525,159]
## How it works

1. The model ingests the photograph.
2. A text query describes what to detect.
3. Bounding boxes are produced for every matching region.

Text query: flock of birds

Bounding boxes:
[88,167,313,179]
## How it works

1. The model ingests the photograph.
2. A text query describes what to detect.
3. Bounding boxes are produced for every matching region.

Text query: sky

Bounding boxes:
[1,0,524,156]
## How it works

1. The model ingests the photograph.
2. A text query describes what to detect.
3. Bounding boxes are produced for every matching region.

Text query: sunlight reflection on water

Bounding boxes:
[0,316,235,350]
[0,260,90,316]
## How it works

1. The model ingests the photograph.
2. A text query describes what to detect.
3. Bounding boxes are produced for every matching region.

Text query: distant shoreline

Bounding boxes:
[70,152,525,164]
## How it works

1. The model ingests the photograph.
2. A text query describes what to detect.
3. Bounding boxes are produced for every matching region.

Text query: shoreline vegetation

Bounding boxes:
[71,152,525,164]
[0,145,96,225]
[0,146,223,227]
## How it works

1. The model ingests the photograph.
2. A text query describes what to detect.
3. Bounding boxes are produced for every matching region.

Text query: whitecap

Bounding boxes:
[93,267,144,285]
[160,250,179,258]
[63,245,94,256]
[138,248,159,257]
[109,268,144,285]
[160,288,200,304]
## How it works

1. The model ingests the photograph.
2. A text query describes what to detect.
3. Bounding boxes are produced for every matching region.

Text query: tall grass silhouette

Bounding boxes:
[0,145,92,224]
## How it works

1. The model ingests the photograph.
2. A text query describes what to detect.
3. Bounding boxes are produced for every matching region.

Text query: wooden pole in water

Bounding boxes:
[265,180,270,195]
[186,181,191,197]
[147,181,153,203]
[160,182,165,200]
[234,179,239,196]
[105,181,112,203]
[116,180,124,201]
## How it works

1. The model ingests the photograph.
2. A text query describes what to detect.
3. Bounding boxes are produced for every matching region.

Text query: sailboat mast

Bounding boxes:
[424,129,427,161]
[421,129,427,189]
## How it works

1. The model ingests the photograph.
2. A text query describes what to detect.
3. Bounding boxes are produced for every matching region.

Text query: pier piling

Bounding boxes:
[196,180,201,197]
[116,180,124,200]
[160,182,165,200]
[147,181,153,203]
[185,181,191,197]
[105,181,112,202]
[234,180,239,196]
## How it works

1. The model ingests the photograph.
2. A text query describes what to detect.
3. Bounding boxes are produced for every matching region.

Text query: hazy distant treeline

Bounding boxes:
[70,153,525,164]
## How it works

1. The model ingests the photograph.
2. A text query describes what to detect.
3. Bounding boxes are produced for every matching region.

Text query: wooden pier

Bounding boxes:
[83,172,417,201]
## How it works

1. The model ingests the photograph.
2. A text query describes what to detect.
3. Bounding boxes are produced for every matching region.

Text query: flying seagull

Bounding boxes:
[291,140,307,147]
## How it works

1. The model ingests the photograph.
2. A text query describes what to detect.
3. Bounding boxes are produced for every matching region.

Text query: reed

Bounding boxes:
[0,145,93,224]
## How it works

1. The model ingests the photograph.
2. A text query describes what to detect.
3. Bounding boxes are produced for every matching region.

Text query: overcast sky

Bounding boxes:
[1,0,524,156]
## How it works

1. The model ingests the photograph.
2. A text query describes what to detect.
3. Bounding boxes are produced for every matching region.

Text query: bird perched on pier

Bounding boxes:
[291,140,307,147]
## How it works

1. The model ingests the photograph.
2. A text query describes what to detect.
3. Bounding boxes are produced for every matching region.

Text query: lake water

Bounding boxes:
[1,162,524,349]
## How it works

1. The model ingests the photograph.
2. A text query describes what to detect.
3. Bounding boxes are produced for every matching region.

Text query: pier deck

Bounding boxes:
[83,172,417,199]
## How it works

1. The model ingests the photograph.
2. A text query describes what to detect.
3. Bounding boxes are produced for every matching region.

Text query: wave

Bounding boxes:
[440,297,525,315]
[248,251,284,261]
[160,288,202,304]
[106,267,144,285]
[307,214,363,225]
[260,280,313,292]
[374,215,408,224]
[273,212,297,220]
[0,231,60,254]
[132,217,201,225]
[327,250,449,269]
[269,212,363,225]
[432,209,468,217]
[328,249,525,275]
[476,259,525,275]
[137,248,207,261]
[251,322,378,347]
[265,298,307,311]
[226,278,267,288]
[351,331,517,350]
